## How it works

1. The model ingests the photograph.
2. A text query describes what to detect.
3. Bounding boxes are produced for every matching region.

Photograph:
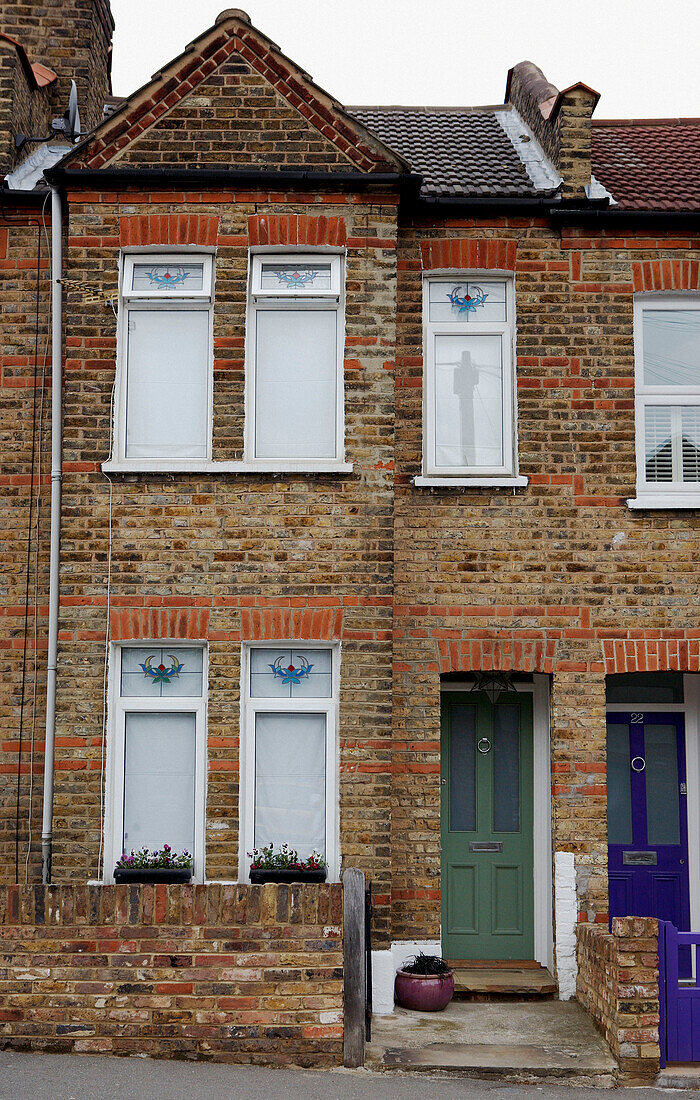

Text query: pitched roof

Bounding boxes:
[62,9,407,174]
[592,119,700,211]
[350,105,560,199]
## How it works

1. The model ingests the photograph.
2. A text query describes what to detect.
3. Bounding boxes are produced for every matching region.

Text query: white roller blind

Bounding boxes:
[125,309,209,459]
[123,712,195,854]
[254,711,326,857]
[254,309,337,459]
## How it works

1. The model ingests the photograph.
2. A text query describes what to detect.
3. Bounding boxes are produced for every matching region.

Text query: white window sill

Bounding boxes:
[627,494,700,510]
[102,460,354,475]
[414,475,529,488]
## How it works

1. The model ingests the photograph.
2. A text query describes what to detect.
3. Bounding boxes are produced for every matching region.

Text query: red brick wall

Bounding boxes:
[0,883,343,1064]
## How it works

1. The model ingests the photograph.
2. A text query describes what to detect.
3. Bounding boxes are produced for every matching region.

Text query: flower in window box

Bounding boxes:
[113,845,193,884]
[248,844,327,884]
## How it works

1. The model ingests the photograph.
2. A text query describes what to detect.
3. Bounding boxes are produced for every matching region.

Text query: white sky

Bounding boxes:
[110,0,699,120]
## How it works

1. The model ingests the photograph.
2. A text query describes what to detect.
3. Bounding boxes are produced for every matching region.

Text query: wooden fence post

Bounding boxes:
[343,867,366,1067]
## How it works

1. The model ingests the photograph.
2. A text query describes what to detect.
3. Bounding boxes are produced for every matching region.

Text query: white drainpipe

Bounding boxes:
[41,185,63,883]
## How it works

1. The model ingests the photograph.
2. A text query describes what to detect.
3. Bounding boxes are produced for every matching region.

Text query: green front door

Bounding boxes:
[441,691,534,961]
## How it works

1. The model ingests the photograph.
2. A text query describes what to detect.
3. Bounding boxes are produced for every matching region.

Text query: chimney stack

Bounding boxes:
[505,61,600,201]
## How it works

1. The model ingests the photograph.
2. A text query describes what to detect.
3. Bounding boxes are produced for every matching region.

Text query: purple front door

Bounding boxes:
[607,712,690,973]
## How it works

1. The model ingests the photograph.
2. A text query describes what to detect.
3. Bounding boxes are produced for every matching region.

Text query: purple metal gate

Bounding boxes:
[659,921,700,1065]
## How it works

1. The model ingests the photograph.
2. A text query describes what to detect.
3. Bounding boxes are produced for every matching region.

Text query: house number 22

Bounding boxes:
[630,713,644,723]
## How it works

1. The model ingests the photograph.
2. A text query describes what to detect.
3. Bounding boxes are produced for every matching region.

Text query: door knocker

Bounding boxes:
[477,737,491,754]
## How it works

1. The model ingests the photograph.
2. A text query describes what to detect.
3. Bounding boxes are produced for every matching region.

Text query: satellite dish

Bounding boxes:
[51,80,81,141]
[66,80,81,141]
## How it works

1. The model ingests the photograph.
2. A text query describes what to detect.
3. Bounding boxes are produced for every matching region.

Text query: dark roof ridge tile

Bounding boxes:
[348,104,509,115]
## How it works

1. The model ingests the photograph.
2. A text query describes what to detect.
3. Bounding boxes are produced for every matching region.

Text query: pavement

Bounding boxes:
[367,1001,617,1083]
[0,1051,693,1099]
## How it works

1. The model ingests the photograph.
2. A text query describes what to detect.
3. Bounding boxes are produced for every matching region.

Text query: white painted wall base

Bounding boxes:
[371,940,442,1016]
[554,850,577,1000]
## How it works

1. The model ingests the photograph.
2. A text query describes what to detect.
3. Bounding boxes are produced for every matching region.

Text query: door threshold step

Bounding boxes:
[446,959,542,970]
[368,1043,614,1084]
[452,965,557,999]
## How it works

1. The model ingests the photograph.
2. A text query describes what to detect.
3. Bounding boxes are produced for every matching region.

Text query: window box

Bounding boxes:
[249,868,327,885]
[113,866,192,885]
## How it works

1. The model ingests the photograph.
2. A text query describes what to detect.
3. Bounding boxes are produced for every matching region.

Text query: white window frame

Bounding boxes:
[112,250,215,468]
[629,294,700,509]
[238,642,340,883]
[103,642,208,883]
[417,273,526,488]
[244,251,348,471]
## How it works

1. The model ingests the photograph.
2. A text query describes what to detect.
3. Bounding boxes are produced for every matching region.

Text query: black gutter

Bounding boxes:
[0,185,50,207]
[45,166,423,193]
[550,207,700,227]
[415,193,561,209]
[402,192,615,216]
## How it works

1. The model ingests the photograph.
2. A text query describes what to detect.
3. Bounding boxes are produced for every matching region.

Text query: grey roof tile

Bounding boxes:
[350,106,560,199]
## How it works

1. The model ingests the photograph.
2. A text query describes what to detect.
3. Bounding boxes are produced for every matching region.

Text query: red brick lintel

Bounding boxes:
[420,238,517,272]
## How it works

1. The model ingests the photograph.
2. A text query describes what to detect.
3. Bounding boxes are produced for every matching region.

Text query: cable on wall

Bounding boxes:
[0,194,46,883]
[23,192,52,882]
[97,302,119,882]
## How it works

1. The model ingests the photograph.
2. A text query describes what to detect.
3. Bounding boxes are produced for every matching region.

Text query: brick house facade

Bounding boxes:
[1,1,700,1061]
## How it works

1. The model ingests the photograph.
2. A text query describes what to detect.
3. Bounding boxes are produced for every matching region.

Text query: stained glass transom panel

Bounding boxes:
[260,262,333,293]
[131,263,204,293]
[429,280,507,324]
[249,647,332,698]
[121,646,204,698]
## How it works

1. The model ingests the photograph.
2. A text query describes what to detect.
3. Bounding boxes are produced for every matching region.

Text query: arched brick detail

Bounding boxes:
[247,214,347,248]
[241,606,343,641]
[420,238,517,272]
[118,214,220,247]
[631,259,700,293]
[602,637,700,674]
[436,635,556,674]
[110,606,210,640]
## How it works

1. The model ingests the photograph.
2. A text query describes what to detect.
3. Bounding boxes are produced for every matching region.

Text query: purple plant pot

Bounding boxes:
[394,969,455,1011]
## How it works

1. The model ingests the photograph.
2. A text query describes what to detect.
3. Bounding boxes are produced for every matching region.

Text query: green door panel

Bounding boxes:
[441,691,534,960]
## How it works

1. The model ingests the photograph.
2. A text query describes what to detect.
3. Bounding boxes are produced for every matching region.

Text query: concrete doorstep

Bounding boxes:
[656,1065,700,1089]
[366,1000,618,1086]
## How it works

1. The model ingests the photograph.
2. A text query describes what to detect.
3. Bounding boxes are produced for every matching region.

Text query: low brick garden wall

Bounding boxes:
[577,916,660,1081]
[0,883,343,1065]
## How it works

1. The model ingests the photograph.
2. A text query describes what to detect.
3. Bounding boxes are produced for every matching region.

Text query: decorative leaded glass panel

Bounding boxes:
[131,263,204,293]
[249,647,332,699]
[428,280,507,324]
[259,262,333,293]
[121,646,204,698]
